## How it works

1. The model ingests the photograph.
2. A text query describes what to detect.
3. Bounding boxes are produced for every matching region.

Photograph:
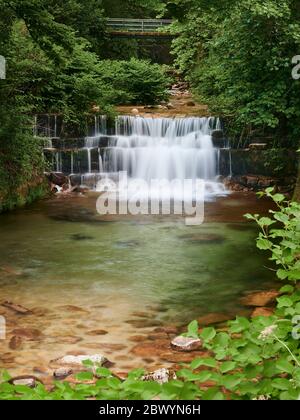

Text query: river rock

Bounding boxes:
[240,290,279,307]
[58,305,89,313]
[251,307,275,318]
[171,336,202,352]
[160,350,211,364]
[142,368,177,385]
[125,319,163,328]
[9,335,23,350]
[50,354,109,368]
[131,340,170,358]
[131,108,139,115]
[2,301,32,315]
[198,313,233,326]
[87,329,108,336]
[53,368,73,379]
[11,328,43,341]
[10,376,38,388]
[46,172,69,187]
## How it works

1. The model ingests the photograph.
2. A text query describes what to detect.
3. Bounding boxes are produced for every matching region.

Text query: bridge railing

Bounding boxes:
[106,18,173,33]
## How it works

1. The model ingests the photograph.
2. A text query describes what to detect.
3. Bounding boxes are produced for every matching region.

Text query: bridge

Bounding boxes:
[106,18,174,38]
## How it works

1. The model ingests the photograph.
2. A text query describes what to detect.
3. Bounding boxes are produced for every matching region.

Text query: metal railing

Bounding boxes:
[106,18,172,33]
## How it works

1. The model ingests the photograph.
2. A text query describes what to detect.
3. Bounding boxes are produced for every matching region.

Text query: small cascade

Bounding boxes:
[44,115,231,199]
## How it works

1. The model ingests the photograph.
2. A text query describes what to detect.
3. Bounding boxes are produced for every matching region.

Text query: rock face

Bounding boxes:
[142,368,177,385]
[171,336,202,352]
[240,290,279,307]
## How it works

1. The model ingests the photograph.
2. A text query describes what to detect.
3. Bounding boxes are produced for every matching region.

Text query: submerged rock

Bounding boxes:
[179,233,225,245]
[115,240,140,248]
[198,313,234,326]
[171,336,202,352]
[251,307,275,318]
[142,368,177,385]
[2,301,32,315]
[11,328,43,341]
[70,234,94,241]
[240,290,279,307]
[131,340,170,358]
[9,335,23,350]
[58,305,89,313]
[87,329,108,336]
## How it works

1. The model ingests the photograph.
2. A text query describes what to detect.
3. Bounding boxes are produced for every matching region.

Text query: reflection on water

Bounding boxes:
[0,193,276,375]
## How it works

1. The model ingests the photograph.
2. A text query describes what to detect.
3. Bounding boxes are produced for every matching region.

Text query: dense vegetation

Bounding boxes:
[169,0,300,146]
[1,191,299,399]
[0,0,170,211]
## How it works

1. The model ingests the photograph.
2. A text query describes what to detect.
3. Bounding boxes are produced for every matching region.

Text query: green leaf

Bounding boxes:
[276,359,295,375]
[75,372,94,381]
[277,296,293,308]
[279,286,294,296]
[220,361,236,373]
[190,357,217,369]
[200,327,216,341]
[272,378,291,390]
[187,320,199,338]
[257,238,273,250]
[222,374,242,390]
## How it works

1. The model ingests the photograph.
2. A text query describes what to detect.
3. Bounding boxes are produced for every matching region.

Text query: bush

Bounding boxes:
[96,59,171,105]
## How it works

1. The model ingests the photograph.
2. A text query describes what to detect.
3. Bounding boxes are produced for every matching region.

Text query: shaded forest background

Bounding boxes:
[0,0,300,211]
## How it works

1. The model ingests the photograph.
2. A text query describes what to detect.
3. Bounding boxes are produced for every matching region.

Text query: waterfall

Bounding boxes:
[103,116,220,182]
[45,115,229,198]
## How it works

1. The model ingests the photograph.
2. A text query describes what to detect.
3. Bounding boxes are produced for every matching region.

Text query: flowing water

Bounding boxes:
[0,116,276,377]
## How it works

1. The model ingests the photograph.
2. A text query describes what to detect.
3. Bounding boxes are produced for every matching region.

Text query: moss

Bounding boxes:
[0,179,50,213]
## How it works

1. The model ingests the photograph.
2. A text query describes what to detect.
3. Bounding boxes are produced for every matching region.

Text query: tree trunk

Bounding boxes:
[293,158,300,202]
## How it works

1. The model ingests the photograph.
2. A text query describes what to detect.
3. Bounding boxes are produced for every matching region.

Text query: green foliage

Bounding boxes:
[170,0,300,142]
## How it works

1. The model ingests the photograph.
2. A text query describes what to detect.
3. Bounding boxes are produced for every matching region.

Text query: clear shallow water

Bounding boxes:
[0,193,276,375]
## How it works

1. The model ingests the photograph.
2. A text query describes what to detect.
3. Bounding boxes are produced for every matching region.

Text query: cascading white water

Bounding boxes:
[103,116,220,182]
[79,115,227,199]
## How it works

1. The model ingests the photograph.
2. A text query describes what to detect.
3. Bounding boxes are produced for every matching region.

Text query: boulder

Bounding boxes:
[46,172,68,187]
[171,336,202,352]
[131,108,139,115]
